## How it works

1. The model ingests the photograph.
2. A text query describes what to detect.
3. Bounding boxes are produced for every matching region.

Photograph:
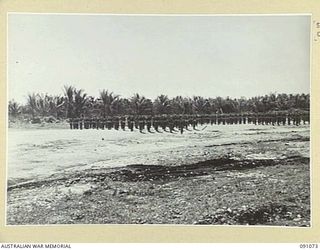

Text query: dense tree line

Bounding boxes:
[8,85,310,120]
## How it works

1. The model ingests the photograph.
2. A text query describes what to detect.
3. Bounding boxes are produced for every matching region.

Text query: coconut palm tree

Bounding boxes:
[83,96,98,117]
[48,95,65,118]
[276,93,289,111]
[154,94,171,115]
[99,90,120,117]
[170,96,185,114]
[73,89,88,118]
[130,93,153,115]
[220,96,238,113]
[26,93,39,118]
[63,85,75,118]
[108,97,131,116]
[192,96,210,114]
[213,96,224,113]
[170,96,193,114]
[36,94,52,116]
[16,88,310,119]
[8,100,21,118]
[117,98,131,115]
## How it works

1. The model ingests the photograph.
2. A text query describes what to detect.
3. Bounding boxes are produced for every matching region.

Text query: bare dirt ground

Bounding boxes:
[7,124,310,226]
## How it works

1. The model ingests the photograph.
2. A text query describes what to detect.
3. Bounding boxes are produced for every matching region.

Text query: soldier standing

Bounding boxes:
[69,118,73,129]
[146,116,152,133]
[74,118,79,129]
[79,117,83,130]
[113,116,120,130]
[153,116,160,133]
[287,114,291,125]
[120,116,126,131]
[127,116,134,131]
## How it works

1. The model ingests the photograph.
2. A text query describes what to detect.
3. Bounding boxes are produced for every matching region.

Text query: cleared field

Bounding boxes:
[7,124,310,226]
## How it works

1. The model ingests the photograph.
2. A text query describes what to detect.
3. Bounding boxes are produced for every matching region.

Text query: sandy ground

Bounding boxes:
[6,124,310,226]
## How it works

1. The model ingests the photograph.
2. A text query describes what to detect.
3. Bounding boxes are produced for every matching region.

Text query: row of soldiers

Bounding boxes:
[69,113,310,134]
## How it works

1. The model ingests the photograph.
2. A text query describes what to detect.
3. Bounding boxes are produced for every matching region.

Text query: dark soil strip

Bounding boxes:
[205,136,309,148]
[7,156,309,191]
[106,156,309,182]
[196,202,310,226]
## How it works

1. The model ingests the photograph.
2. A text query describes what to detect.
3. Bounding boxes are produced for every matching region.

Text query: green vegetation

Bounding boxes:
[8,85,310,121]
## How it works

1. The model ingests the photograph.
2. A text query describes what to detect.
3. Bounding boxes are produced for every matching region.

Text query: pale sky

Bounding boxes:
[8,14,311,104]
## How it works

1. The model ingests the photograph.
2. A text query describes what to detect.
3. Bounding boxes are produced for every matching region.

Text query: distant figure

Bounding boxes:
[69,118,73,129]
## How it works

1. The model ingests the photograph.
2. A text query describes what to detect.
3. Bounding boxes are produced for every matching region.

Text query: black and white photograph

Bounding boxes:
[7,14,311,226]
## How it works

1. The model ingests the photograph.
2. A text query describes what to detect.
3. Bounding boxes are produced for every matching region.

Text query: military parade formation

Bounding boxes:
[69,112,310,133]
